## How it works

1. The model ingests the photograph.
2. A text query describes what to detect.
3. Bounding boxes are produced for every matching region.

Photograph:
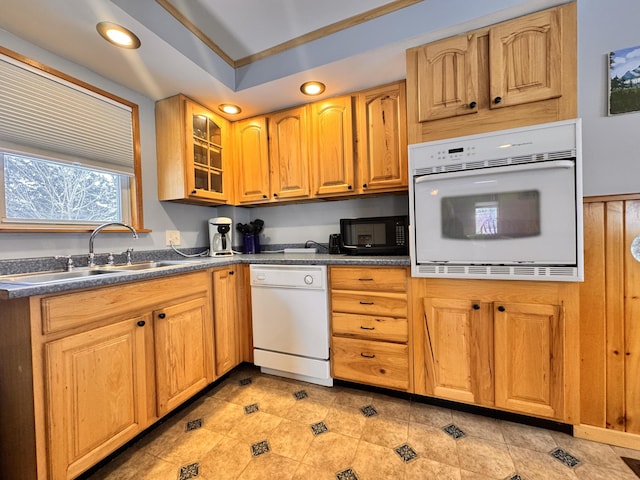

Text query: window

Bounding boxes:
[0,46,143,232]
[2,153,129,224]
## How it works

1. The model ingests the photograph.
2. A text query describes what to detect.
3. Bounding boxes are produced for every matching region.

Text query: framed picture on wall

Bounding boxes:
[608,45,640,115]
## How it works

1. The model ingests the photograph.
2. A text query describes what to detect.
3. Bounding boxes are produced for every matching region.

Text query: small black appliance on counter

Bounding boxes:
[339,215,409,256]
[328,233,342,254]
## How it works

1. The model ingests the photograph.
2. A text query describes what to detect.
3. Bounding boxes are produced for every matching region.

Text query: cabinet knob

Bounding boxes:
[191,189,197,195]
[493,96,503,104]
[472,304,480,310]
[158,312,166,319]
[348,185,353,190]
[273,193,278,197]
[469,101,477,109]
[360,353,376,359]
[137,320,146,327]
[497,305,506,312]
[229,270,235,275]
[262,194,267,199]
[362,183,368,189]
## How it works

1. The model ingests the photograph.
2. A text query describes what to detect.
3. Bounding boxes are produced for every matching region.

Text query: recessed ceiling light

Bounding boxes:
[218,104,242,115]
[300,81,326,96]
[96,22,141,49]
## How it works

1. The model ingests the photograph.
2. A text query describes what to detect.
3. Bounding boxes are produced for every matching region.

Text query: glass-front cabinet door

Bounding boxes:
[186,101,229,203]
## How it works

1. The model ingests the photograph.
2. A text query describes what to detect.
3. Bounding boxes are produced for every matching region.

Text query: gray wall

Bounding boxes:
[578,0,640,196]
[0,0,639,261]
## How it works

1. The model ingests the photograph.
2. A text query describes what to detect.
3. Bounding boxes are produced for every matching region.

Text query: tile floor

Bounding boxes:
[84,365,640,480]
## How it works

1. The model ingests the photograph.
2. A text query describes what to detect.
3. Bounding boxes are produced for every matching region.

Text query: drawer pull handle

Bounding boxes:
[360,326,375,330]
[359,301,374,305]
[358,278,374,281]
[360,353,376,359]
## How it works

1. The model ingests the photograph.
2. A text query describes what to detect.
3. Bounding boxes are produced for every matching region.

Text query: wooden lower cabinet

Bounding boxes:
[154,295,214,416]
[412,279,578,423]
[329,266,412,392]
[46,316,150,479]
[421,298,493,406]
[0,271,216,480]
[212,265,242,376]
[494,302,563,418]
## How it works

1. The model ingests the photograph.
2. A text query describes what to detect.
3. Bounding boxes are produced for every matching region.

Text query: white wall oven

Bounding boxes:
[409,119,583,281]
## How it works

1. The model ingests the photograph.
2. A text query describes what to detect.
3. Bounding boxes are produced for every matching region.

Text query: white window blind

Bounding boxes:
[0,54,135,175]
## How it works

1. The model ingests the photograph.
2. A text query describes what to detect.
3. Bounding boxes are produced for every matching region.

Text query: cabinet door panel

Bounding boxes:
[416,34,478,121]
[357,82,407,193]
[310,97,355,196]
[422,298,493,405]
[489,8,562,108]
[235,117,270,203]
[269,106,310,199]
[154,295,214,416]
[46,316,149,479]
[494,302,562,418]
[213,266,241,377]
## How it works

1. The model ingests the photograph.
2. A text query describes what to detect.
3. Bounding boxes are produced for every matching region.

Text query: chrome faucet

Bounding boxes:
[89,222,138,267]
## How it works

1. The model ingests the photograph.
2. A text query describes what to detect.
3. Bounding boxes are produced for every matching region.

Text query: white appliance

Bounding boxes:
[250,264,332,386]
[209,217,233,256]
[409,119,583,281]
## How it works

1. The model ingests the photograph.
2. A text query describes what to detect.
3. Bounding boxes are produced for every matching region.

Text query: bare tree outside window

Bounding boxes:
[3,153,122,223]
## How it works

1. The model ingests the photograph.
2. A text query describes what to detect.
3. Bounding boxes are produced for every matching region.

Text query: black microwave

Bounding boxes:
[339,215,409,256]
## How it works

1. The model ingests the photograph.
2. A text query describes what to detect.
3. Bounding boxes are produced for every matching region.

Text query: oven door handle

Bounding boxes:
[414,159,575,184]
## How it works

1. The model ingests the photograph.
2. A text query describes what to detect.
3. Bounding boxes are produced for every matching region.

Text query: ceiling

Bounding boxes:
[0,0,563,119]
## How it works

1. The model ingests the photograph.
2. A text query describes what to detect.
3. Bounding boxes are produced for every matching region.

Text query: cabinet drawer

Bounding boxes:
[332,337,409,390]
[331,291,407,318]
[332,312,407,343]
[330,266,407,292]
[41,271,210,334]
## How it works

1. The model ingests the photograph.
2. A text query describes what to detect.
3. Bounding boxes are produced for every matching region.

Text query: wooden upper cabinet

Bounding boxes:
[269,106,310,200]
[235,116,270,204]
[489,8,562,109]
[406,2,576,143]
[155,94,232,205]
[310,96,356,197]
[415,35,478,122]
[494,301,563,419]
[356,81,408,194]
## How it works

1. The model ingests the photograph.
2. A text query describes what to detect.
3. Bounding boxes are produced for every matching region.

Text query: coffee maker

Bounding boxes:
[209,217,233,256]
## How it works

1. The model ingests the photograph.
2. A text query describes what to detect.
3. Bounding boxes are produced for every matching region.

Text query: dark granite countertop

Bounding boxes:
[0,253,410,300]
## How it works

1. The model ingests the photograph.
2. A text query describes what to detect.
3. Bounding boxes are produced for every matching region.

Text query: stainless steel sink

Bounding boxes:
[0,260,204,286]
[0,269,119,285]
[97,260,202,271]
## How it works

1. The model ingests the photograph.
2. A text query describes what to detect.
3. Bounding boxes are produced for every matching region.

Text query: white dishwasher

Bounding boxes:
[250,264,332,386]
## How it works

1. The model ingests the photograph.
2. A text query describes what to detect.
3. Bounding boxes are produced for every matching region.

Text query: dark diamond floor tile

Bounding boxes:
[550,447,580,468]
[442,423,466,439]
[239,377,253,386]
[185,418,203,431]
[622,457,640,478]
[508,475,524,480]
[311,421,328,436]
[360,405,378,418]
[336,467,359,480]
[394,443,418,463]
[251,440,270,457]
[293,390,308,400]
[244,403,259,415]
[178,462,200,480]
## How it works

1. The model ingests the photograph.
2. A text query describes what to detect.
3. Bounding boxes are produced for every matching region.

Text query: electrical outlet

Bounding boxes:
[165,230,181,246]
